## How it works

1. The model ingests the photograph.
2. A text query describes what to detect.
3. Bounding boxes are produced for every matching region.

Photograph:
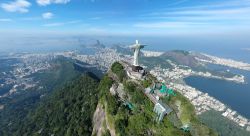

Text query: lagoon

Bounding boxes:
[184,67,250,119]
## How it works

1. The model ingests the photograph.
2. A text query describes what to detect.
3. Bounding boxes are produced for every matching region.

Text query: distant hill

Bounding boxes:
[160,50,199,68]
[111,44,132,55]
[111,45,201,69]
[80,40,105,49]
[93,40,105,49]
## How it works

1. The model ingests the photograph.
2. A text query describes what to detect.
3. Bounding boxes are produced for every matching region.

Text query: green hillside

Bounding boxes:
[95,62,217,136]
[0,58,82,136]
[5,74,100,136]
[199,110,250,136]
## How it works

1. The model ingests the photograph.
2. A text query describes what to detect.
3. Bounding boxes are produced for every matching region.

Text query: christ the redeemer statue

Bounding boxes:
[130,40,146,66]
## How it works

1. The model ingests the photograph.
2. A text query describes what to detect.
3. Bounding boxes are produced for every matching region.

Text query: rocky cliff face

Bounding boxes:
[92,103,106,136]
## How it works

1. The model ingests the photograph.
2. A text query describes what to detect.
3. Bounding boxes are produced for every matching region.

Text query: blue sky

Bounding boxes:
[0,0,250,36]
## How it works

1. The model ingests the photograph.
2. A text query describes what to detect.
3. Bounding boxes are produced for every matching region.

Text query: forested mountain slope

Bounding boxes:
[1,74,99,136]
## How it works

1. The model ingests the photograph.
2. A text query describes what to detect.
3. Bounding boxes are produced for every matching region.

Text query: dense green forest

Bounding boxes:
[0,74,99,136]
[0,57,104,136]
[199,110,250,136]
[0,58,80,134]
[102,62,191,136]
[101,62,218,136]
[100,79,191,135]
[111,62,126,82]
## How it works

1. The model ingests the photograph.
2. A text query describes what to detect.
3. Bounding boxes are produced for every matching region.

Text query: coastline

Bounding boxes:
[181,77,250,130]
[149,68,250,131]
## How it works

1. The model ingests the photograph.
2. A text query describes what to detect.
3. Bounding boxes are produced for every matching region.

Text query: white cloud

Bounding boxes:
[43,20,81,27]
[134,22,206,29]
[242,48,250,51]
[20,17,41,21]
[156,7,250,17]
[1,0,31,13]
[43,22,63,27]
[67,20,81,24]
[37,0,70,6]
[138,0,250,31]
[42,12,54,19]
[89,17,102,20]
[0,18,13,22]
